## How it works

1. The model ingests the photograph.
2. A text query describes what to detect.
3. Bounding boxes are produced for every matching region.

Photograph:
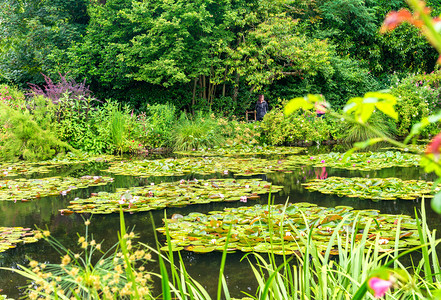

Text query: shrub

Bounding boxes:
[391,72,441,138]
[134,103,176,149]
[57,100,141,155]
[27,73,101,123]
[0,104,70,161]
[216,117,262,146]
[259,107,333,145]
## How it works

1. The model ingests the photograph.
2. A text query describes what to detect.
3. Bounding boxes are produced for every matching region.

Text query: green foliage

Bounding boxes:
[133,103,176,149]
[0,0,89,85]
[0,104,70,161]
[1,218,153,299]
[171,112,225,151]
[391,73,441,137]
[109,108,126,154]
[270,55,381,110]
[260,107,333,145]
[341,111,397,144]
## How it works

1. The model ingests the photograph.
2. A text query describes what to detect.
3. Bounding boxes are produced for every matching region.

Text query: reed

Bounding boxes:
[3,200,441,299]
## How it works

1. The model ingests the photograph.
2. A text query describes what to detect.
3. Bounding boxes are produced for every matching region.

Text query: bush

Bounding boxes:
[0,104,70,161]
[259,107,333,145]
[133,103,176,149]
[216,117,262,146]
[391,72,441,138]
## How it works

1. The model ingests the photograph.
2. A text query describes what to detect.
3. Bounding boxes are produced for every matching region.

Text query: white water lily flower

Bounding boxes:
[378,239,389,245]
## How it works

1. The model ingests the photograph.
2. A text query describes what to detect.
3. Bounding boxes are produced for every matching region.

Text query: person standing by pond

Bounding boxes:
[256,94,269,121]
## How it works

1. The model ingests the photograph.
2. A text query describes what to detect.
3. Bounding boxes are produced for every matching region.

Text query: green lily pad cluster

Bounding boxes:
[303,176,436,200]
[104,156,293,177]
[64,178,283,214]
[38,153,118,165]
[0,227,41,253]
[0,163,53,178]
[175,146,304,157]
[0,154,117,178]
[285,151,420,171]
[0,176,114,201]
[157,203,420,254]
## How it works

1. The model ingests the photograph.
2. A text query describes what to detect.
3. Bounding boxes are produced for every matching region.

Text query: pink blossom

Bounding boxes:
[367,160,371,163]
[320,160,325,163]
[240,196,247,202]
[310,156,314,160]
[368,277,393,298]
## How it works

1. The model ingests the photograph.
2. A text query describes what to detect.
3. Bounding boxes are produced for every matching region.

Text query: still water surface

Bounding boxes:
[0,150,438,298]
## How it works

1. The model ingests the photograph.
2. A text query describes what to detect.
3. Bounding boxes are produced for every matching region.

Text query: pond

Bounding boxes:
[0,147,437,298]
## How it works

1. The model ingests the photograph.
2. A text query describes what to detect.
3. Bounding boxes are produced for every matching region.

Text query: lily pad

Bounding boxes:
[285,151,420,171]
[64,178,283,214]
[104,156,295,177]
[0,176,114,201]
[303,177,435,200]
[158,203,420,255]
[0,154,118,178]
[175,145,304,157]
[0,227,41,253]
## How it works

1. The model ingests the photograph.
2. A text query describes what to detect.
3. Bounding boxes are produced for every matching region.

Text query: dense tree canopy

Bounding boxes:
[0,0,439,113]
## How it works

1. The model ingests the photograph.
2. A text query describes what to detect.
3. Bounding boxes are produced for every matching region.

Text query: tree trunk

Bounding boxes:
[222,68,227,97]
[192,77,198,115]
[232,71,239,103]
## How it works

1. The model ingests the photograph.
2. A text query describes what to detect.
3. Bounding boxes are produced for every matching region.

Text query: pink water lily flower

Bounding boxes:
[368,276,393,298]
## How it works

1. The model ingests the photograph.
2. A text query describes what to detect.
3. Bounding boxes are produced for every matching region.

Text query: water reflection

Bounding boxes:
[0,155,439,298]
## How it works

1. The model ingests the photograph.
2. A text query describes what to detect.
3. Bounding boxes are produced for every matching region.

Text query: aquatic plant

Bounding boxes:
[0,227,41,253]
[0,216,153,299]
[104,156,293,177]
[0,176,114,201]
[174,145,304,157]
[239,203,440,299]
[303,176,435,200]
[157,202,420,254]
[64,178,282,214]
[286,150,420,171]
[0,154,117,178]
